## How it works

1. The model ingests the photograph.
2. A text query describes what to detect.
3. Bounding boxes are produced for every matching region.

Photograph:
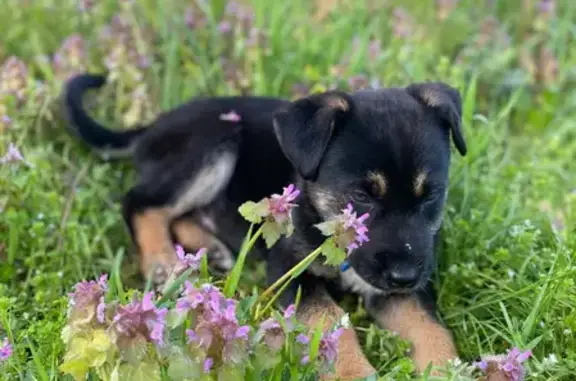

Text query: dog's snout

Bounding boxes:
[385,265,420,289]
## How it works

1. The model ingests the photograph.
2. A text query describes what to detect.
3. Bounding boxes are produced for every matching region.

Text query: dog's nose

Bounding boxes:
[386,266,419,289]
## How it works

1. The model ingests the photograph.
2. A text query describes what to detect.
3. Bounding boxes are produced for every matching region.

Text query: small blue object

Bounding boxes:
[340,260,350,272]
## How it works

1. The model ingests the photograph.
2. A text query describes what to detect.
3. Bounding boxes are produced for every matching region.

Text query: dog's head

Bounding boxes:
[272,82,466,295]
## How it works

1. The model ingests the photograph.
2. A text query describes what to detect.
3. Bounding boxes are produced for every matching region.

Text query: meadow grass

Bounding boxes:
[1,0,575,379]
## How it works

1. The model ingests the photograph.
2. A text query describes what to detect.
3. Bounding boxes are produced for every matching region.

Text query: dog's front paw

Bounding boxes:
[139,250,178,285]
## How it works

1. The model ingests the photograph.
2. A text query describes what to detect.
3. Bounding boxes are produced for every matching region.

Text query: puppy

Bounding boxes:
[62,73,467,379]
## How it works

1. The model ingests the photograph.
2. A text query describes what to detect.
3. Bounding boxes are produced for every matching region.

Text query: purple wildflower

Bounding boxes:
[268,184,300,224]
[318,327,343,365]
[203,357,213,373]
[0,115,11,130]
[111,292,168,346]
[476,347,532,381]
[316,203,370,255]
[180,283,249,363]
[219,110,241,122]
[0,56,29,100]
[184,7,196,29]
[67,274,108,324]
[256,304,297,351]
[0,338,12,362]
[217,21,233,34]
[53,34,88,81]
[296,334,310,345]
[0,143,25,165]
[538,0,555,17]
[173,245,206,276]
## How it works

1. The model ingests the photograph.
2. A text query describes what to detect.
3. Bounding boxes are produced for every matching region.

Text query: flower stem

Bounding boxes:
[223,224,263,297]
[258,245,323,304]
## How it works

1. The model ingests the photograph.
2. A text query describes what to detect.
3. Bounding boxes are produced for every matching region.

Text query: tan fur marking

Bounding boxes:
[420,88,442,107]
[324,95,349,112]
[413,171,427,197]
[133,208,177,279]
[368,171,387,198]
[375,296,457,375]
[171,219,214,250]
[297,289,376,380]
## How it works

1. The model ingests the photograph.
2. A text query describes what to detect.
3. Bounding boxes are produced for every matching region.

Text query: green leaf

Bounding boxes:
[262,220,283,248]
[309,317,325,363]
[252,344,281,371]
[166,353,202,381]
[238,200,268,224]
[314,220,338,237]
[59,329,114,381]
[59,358,91,381]
[320,239,346,266]
[112,361,162,381]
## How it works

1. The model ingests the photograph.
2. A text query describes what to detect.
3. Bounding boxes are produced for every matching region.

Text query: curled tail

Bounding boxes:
[63,73,148,159]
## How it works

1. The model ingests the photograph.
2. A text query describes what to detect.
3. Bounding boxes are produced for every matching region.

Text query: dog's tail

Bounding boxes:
[62,73,148,159]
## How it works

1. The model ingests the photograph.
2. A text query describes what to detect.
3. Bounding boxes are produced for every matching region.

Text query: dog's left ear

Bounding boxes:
[272,91,352,180]
[407,82,467,156]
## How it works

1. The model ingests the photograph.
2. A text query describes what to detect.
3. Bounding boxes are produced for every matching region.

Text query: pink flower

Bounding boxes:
[476,347,532,381]
[180,283,250,364]
[318,327,343,364]
[53,34,88,81]
[217,21,233,34]
[0,143,25,165]
[239,184,301,247]
[68,274,108,324]
[341,204,370,252]
[0,338,12,362]
[219,110,241,122]
[297,328,343,368]
[316,203,370,255]
[173,245,206,276]
[268,184,300,224]
[203,357,213,373]
[111,292,168,346]
[0,56,29,100]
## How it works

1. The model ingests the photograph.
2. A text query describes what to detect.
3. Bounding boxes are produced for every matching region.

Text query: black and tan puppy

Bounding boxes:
[62,73,466,379]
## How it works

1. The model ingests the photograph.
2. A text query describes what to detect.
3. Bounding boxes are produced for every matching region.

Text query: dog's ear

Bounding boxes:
[272,91,352,180]
[407,82,467,156]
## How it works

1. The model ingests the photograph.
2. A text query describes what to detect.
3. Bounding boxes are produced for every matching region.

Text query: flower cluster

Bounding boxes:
[111,292,168,349]
[67,273,108,326]
[315,203,370,266]
[475,347,532,381]
[0,56,29,101]
[177,283,250,371]
[0,338,12,362]
[0,143,27,166]
[53,34,88,82]
[238,183,301,247]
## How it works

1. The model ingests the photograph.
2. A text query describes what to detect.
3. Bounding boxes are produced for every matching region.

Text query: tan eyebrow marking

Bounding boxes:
[324,94,350,112]
[413,171,427,197]
[368,171,387,198]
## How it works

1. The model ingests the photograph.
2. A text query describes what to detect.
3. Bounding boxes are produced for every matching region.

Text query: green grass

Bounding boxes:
[1,0,575,379]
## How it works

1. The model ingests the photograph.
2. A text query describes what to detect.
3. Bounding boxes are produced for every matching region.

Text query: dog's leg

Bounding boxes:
[171,217,235,273]
[123,146,239,283]
[367,290,457,375]
[296,284,377,380]
[122,189,178,282]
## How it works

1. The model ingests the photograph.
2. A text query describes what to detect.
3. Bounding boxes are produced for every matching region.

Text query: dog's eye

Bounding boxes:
[351,190,371,204]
